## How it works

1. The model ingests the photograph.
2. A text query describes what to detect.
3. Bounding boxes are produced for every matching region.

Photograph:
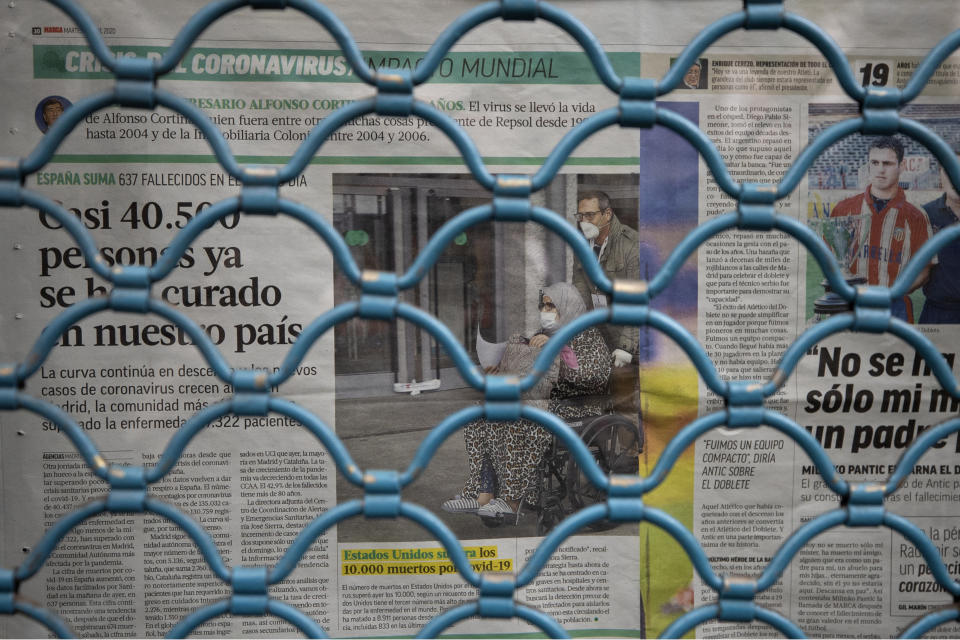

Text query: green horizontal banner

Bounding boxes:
[34,45,641,84]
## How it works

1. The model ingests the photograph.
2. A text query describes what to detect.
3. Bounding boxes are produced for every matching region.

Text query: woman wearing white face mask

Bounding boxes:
[442,282,611,521]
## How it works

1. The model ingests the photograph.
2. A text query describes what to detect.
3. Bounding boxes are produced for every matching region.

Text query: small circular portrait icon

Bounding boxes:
[35,96,71,133]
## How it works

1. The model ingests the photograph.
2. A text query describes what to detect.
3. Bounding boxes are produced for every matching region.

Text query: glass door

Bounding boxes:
[332,174,495,397]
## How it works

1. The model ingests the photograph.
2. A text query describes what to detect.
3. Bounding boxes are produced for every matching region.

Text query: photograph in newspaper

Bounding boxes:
[329,171,653,635]
[806,103,960,325]
[794,102,960,635]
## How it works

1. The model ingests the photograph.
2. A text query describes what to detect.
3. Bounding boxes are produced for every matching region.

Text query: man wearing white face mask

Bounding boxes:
[572,191,640,368]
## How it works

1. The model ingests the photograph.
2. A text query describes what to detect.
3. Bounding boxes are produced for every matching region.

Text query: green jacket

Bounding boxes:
[572,213,640,355]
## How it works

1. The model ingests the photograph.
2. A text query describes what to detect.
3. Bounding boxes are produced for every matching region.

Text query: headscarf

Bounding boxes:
[542,282,586,326]
[540,282,586,370]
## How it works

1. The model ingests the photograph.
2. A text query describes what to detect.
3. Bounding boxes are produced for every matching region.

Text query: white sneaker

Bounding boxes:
[441,494,480,514]
[476,498,517,519]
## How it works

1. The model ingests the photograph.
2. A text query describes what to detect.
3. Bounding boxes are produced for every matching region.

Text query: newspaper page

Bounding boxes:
[0,1,958,638]
[0,1,649,637]
[663,4,960,638]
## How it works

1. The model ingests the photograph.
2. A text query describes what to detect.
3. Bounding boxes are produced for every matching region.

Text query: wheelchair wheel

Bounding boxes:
[537,493,563,536]
[565,413,642,530]
[536,440,569,536]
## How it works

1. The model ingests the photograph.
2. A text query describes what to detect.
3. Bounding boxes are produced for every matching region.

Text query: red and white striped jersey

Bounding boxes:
[830,185,931,287]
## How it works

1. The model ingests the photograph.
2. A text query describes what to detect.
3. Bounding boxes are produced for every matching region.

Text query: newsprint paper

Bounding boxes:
[1,1,959,637]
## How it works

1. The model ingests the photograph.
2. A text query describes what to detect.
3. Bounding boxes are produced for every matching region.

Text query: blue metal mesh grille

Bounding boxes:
[2,0,960,637]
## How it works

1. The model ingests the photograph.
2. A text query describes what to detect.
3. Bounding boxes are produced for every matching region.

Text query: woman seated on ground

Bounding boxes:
[442,282,612,521]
